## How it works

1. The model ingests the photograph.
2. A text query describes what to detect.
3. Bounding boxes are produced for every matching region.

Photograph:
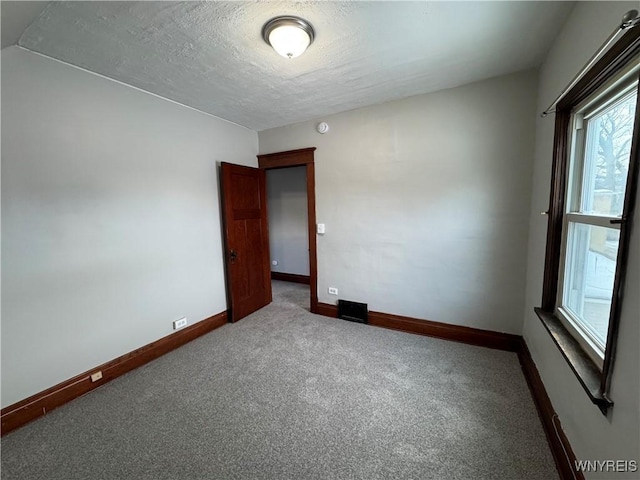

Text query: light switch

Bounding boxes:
[317,223,325,234]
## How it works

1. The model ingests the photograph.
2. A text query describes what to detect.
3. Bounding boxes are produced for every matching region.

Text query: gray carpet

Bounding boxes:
[1,280,558,480]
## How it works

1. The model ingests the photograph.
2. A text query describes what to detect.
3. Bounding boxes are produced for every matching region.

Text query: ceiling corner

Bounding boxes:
[1,1,50,49]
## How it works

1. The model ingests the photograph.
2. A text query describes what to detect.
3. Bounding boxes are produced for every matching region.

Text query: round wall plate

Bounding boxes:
[317,122,329,134]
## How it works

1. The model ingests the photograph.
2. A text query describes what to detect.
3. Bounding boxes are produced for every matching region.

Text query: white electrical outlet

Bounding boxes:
[328,287,338,295]
[173,317,188,330]
[272,260,278,266]
[90,371,103,382]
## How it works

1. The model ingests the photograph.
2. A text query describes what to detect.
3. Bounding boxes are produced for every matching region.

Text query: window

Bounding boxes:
[537,31,640,414]
[558,78,637,367]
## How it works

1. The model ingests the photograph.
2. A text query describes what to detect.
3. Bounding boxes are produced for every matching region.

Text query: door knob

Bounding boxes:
[229,250,238,263]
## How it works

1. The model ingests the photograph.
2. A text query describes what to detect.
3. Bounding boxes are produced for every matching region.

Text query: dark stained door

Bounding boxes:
[220,162,272,322]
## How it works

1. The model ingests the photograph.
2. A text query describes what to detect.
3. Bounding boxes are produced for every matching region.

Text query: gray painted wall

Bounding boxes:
[259,70,538,334]
[1,47,258,408]
[522,2,640,474]
[267,167,309,276]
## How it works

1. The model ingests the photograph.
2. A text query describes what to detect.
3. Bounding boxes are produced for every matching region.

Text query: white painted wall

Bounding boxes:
[522,2,639,478]
[1,47,258,408]
[260,70,538,334]
[267,167,309,276]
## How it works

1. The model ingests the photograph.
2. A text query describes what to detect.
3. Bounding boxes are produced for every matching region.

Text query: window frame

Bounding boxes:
[556,76,637,368]
[537,28,640,414]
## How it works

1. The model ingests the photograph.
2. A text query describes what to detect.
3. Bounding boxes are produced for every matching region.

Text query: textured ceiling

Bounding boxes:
[0,1,49,49]
[15,1,574,131]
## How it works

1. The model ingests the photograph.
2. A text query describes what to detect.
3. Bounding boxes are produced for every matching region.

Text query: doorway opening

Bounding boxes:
[266,165,309,305]
[258,148,318,314]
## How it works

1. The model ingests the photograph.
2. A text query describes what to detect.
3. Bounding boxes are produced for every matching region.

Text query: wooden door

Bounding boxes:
[220,162,272,322]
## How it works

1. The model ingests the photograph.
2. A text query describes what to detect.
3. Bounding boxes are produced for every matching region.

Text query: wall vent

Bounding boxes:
[337,300,368,324]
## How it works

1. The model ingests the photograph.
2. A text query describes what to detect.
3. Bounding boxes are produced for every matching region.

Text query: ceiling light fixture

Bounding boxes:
[262,16,315,59]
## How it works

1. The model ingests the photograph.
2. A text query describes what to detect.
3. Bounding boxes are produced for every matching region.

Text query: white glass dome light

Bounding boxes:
[268,25,310,58]
[262,16,315,59]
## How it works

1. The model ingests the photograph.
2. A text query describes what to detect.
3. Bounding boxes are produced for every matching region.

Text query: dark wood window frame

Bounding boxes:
[537,28,640,414]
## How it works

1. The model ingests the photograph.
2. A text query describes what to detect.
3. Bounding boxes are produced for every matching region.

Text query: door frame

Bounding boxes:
[257,148,319,314]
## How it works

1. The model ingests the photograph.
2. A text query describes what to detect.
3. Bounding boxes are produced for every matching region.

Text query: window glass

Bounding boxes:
[563,223,620,349]
[580,90,636,217]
